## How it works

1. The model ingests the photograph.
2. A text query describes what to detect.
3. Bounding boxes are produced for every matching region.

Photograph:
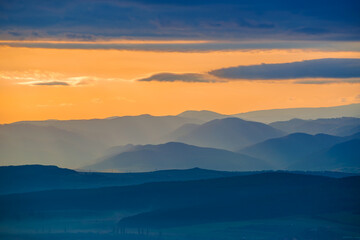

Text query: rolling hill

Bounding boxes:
[86,142,271,172]
[239,133,343,168]
[290,139,360,172]
[270,117,360,136]
[177,118,285,151]
[1,173,359,229]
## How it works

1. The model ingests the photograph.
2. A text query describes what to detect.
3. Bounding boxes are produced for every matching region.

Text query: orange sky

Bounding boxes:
[1,45,360,124]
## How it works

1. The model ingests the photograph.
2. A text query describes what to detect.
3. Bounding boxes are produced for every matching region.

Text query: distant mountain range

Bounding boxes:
[1,103,359,170]
[177,118,285,151]
[270,117,360,136]
[234,103,360,123]
[239,132,360,171]
[86,142,271,172]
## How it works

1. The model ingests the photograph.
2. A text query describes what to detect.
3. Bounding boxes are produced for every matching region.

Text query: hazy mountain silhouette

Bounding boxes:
[0,124,105,168]
[177,118,285,151]
[177,110,229,122]
[270,117,360,136]
[86,142,270,172]
[160,123,200,142]
[1,173,359,229]
[234,103,360,123]
[290,139,360,172]
[12,114,202,146]
[0,115,202,168]
[239,133,344,168]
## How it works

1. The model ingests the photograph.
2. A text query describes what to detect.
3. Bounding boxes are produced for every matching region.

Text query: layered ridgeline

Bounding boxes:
[1,103,359,171]
[85,142,271,172]
[234,103,360,123]
[176,118,285,151]
[0,165,258,195]
[270,117,360,136]
[239,132,360,171]
[0,115,203,168]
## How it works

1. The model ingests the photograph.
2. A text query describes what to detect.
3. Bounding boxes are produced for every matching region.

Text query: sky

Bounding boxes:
[0,0,360,123]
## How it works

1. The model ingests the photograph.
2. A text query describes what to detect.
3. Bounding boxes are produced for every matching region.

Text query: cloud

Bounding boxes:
[137,73,222,83]
[1,40,359,52]
[210,58,360,80]
[0,71,125,86]
[0,0,359,42]
[294,79,360,84]
[32,81,70,86]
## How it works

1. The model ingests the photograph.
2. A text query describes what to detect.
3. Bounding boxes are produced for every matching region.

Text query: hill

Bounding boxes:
[290,139,360,172]
[270,117,360,136]
[86,142,270,172]
[177,118,284,151]
[1,173,359,229]
[239,133,344,168]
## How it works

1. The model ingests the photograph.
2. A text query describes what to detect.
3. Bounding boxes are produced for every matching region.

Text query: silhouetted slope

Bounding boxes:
[234,103,360,123]
[239,133,343,168]
[86,142,270,172]
[1,173,359,228]
[177,118,285,151]
[270,117,360,136]
[290,139,360,172]
[0,165,258,195]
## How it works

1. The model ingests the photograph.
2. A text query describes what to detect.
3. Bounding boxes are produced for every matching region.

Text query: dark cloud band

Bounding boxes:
[137,73,221,83]
[210,58,360,80]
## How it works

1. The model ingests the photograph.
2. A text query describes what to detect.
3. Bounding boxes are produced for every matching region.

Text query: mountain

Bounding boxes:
[86,142,271,172]
[0,115,202,168]
[11,114,202,146]
[239,133,344,168]
[269,117,360,136]
[177,110,229,122]
[177,118,285,151]
[290,139,360,172]
[1,173,359,229]
[234,103,360,123]
[0,124,105,168]
[160,123,200,142]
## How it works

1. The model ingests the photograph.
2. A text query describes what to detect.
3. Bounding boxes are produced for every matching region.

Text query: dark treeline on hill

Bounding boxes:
[1,165,359,195]
[0,172,359,228]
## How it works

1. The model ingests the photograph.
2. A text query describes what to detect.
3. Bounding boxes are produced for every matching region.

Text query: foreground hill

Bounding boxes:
[177,118,285,151]
[270,117,360,136]
[0,165,258,195]
[2,165,358,195]
[1,173,359,230]
[86,142,270,172]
